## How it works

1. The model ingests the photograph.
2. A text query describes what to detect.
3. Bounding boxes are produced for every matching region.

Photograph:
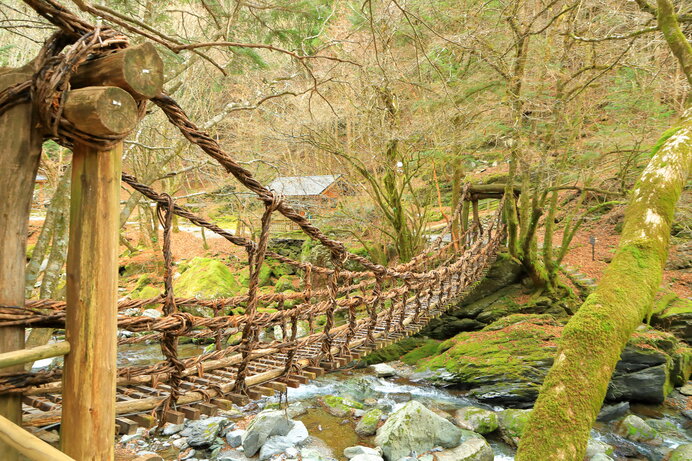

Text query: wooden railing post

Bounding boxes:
[0,64,43,461]
[60,87,137,460]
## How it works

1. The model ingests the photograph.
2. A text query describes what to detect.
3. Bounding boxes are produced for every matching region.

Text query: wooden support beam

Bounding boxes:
[63,87,138,136]
[266,382,287,393]
[71,43,164,100]
[60,141,122,459]
[210,398,233,411]
[115,417,138,435]
[180,406,200,420]
[0,342,70,370]
[195,402,217,416]
[226,394,249,406]
[0,65,43,461]
[163,410,184,425]
[0,414,74,461]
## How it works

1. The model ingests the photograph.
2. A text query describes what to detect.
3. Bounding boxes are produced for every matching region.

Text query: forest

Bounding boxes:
[0,0,690,460]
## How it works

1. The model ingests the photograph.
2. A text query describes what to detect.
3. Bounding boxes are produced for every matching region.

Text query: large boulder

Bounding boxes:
[435,438,494,461]
[498,408,531,447]
[669,444,692,461]
[258,420,309,460]
[241,410,292,457]
[454,407,498,434]
[174,257,241,302]
[617,415,662,444]
[374,400,462,460]
[319,395,364,417]
[417,315,692,407]
[650,293,691,342]
[355,408,383,436]
[180,416,227,449]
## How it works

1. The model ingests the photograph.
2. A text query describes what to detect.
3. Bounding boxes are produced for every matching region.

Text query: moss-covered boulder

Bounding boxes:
[258,264,273,287]
[669,444,692,461]
[274,275,295,293]
[617,415,662,444]
[454,407,498,434]
[174,257,240,298]
[650,292,691,342]
[419,314,560,407]
[375,400,462,461]
[361,337,430,365]
[355,408,382,436]
[498,408,531,447]
[419,315,691,407]
[318,395,363,417]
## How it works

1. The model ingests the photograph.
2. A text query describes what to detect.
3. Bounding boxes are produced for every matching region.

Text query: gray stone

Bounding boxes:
[217,449,251,461]
[258,421,309,461]
[434,438,493,461]
[172,438,188,449]
[356,408,383,436]
[618,415,661,444]
[597,402,629,422]
[344,446,382,459]
[669,444,692,461]
[287,401,309,418]
[226,429,245,448]
[142,308,162,318]
[454,407,498,434]
[301,448,331,461]
[349,455,383,461]
[372,363,397,378]
[375,401,462,460]
[590,455,614,461]
[181,417,227,449]
[241,410,292,457]
[680,383,692,396]
[586,438,614,458]
[162,423,184,436]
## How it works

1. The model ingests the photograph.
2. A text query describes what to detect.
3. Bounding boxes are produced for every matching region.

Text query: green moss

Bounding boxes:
[173,257,241,298]
[362,337,429,365]
[319,395,363,417]
[499,408,532,438]
[26,243,35,260]
[401,340,441,365]
[274,275,295,293]
[258,264,273,287]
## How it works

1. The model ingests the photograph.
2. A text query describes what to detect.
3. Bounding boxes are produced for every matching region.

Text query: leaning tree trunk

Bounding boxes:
[516,110,692,460]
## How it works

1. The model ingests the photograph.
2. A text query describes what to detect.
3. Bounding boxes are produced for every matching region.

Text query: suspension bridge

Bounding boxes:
[0,1,510,459]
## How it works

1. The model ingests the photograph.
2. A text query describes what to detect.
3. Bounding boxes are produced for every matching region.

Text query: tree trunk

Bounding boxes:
[516,110,692,461]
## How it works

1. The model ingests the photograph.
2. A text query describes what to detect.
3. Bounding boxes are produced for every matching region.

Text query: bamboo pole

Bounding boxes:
[61,141,122,460]
[0,64,43,461]
[0,342,70,370]
[0,414,74,461]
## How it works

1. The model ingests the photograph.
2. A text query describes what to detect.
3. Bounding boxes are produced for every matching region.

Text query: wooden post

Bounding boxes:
[60,88,136,460]
[0,64,43,461]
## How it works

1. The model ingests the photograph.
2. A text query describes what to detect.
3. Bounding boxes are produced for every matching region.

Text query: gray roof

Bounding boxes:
[267,175,342,197]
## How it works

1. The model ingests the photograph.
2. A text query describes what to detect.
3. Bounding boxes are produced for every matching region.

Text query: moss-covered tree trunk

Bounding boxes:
[516,111,692,460]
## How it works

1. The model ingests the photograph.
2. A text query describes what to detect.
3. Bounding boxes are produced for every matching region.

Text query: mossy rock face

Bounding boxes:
[420,314,691,407]
[401,340,441,365]
[355,408,383,436]
[258,264,273,287]
[419,314,560,407]
[498,408,531,447]
[617,415,661,444]
[362,337,430,365]
[274,275,295,293]
[318,395,364,417]
[650,291,691,342]
[669,444,692,461]
[173,257,241,299]
[454,407,499,435]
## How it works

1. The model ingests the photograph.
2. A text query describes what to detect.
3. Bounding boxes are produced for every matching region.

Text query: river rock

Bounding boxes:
[162,423,185,436]
[257,421,309,460]
[454,407,498,434]
[498,408,531,447]
[589,455,614,461]
[596,402,629,421]
[241,410,292,457]
[349,455,384,461]
[586,438,614,458]
[319,395,364,417]
[372,363,397,377]
[669,444,692,461]
[680,383,692,396]
[180,416,227,449]
[226,429,245,448]
[617,415,661,444]
[434,437,493,461]
[344,446,382,459]
[356,408,383,436]
[375,400,462,460]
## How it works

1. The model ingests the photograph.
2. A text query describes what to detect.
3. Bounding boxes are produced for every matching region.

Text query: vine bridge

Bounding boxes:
[0,0,508,458]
